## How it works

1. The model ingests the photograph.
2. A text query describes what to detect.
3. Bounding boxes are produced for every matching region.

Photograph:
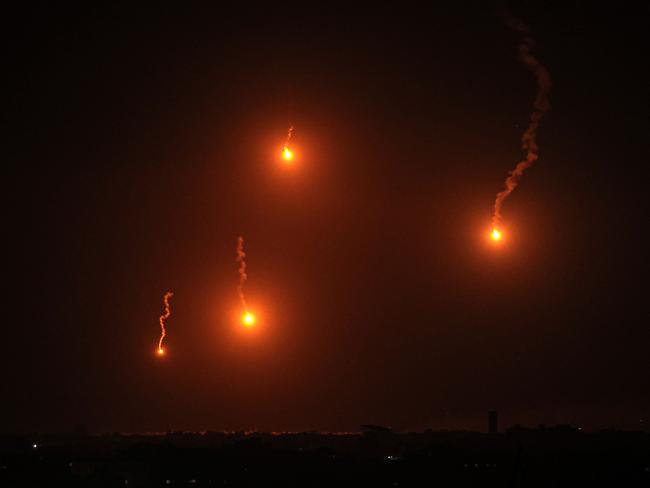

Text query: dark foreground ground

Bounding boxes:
[1,426,649,487]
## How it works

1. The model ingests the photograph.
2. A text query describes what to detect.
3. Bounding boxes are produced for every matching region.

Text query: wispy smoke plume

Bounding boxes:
[158,291,173,351]
[236,236,248,312]
[493,12,551,229]
[284,125,294,149]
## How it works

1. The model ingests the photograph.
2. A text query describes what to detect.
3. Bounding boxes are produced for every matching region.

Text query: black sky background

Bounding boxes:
[3,2,649,434]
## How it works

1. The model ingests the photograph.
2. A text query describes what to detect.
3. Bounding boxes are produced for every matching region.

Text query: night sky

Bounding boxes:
[4,3,649,434]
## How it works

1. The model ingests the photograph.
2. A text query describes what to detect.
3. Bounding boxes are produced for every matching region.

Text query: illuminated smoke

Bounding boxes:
[157,291,173,354]
[492,12,551,230]
[284,125,294,148]
[282,125,294,160]
[236,236,248,313]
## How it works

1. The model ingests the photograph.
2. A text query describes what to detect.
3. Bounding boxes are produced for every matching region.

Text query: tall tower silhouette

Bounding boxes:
[488,411,498,435]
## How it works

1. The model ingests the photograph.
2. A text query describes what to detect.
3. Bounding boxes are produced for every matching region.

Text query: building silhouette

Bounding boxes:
[488,411,498,435]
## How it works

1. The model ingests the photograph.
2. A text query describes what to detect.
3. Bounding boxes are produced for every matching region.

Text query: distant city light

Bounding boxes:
[32,443,38,449]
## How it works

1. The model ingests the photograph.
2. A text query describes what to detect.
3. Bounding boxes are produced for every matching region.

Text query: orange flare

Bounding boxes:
[282,146,294,161]
[242,311,256,327]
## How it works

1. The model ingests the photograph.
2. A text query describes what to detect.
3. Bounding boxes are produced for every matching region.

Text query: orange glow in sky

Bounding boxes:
[282,146,294,161]
[242,311,256,327]
[157,347,165,356]
[491,228,503,241]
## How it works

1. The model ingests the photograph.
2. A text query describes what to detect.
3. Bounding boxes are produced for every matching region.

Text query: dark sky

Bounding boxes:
[4,2,649,434]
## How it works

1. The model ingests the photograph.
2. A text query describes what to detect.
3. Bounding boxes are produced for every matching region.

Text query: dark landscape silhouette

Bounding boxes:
[3,417,649,487]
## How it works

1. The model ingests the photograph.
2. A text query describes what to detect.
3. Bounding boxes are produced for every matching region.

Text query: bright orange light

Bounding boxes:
[491,228,503,241]
[157,347,165,356]
[282,146,294,161]
[242,311,256,327]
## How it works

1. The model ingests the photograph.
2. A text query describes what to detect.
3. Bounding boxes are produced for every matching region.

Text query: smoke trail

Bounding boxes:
[282,125,295,160]
[284,125,294,148]
[236,236,248,312]
[158,291,173,353]
[492,12,551,229]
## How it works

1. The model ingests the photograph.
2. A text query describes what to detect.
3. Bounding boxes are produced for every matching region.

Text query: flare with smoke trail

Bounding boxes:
[157,291,173,355]
[236,236,255,326]
[236,236,248,312]
[282,125,295,161]
[492,13,551,232]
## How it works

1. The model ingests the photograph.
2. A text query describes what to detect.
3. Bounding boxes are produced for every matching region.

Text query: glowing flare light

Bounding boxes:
[282,146,294,161]
[242,312,256,327]
[491,228,503,241]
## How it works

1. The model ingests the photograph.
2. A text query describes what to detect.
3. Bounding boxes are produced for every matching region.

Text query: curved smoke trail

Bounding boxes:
[492,12,551,229]
[158,291,173,352]
[284,125,294,149]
